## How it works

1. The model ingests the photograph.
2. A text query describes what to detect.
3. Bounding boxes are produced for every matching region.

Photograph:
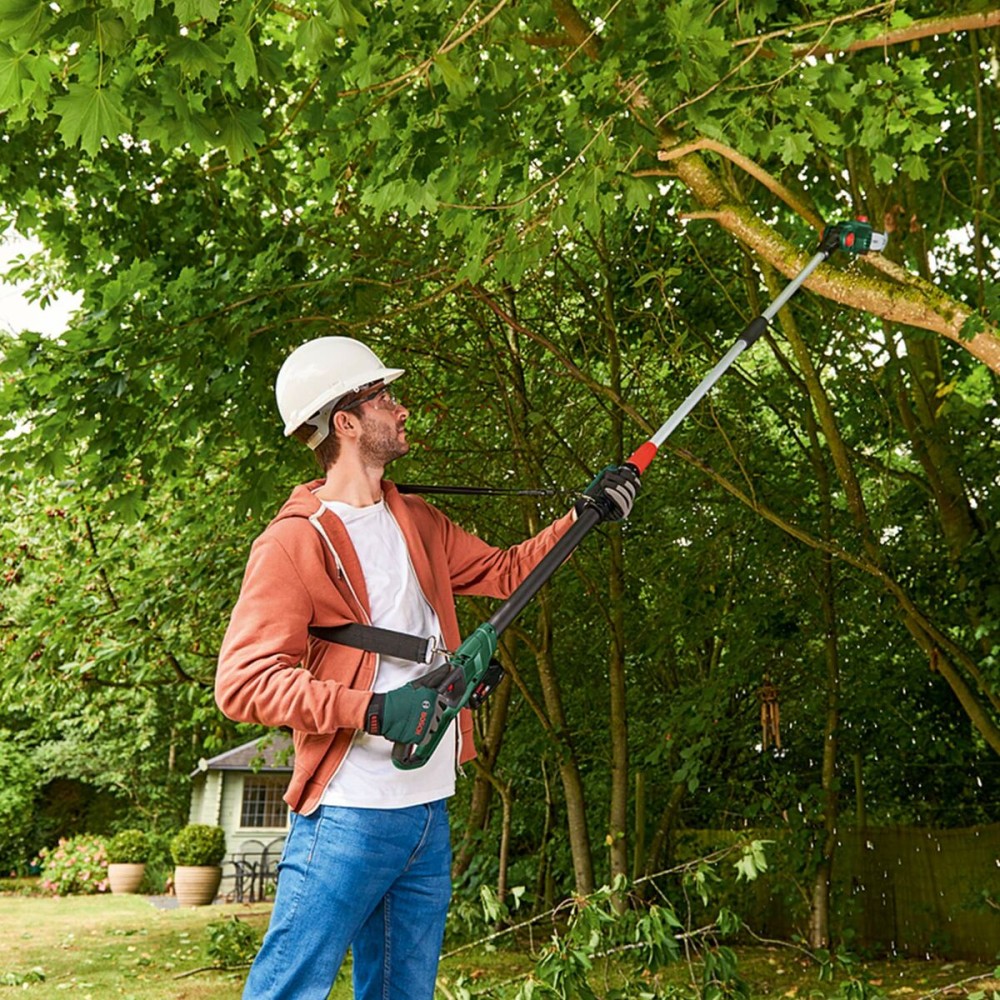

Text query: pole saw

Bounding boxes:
[391,218,889,770]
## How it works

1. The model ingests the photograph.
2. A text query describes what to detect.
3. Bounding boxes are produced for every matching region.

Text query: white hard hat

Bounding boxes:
[275,337,404,449]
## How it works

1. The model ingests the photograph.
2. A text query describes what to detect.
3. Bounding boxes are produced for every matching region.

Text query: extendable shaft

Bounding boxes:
[627,247,832,473]
[487,504,603,636]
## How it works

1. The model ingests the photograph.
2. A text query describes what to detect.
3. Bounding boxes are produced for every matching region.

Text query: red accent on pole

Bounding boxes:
[626,441,658,474]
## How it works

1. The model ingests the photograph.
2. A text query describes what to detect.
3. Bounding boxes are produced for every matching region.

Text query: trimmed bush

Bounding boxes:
[107,829,150,864]
[36,834,109,895]
[170,825,226,867]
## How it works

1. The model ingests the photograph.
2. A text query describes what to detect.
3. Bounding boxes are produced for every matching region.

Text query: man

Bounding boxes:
[215,336,639,1000]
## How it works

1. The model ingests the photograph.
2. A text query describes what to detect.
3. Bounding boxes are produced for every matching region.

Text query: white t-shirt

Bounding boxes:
[319,498,457,808]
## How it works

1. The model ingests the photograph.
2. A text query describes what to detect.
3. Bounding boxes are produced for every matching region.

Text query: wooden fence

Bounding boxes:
[680,825,1000,961]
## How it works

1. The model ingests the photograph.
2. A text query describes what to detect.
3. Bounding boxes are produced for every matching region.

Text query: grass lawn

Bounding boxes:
[1,891,997,999]
[0,893,262,999]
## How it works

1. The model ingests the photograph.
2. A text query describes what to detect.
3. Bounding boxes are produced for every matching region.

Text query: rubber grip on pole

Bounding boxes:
[740,315,769,348]
[625,441,658,474]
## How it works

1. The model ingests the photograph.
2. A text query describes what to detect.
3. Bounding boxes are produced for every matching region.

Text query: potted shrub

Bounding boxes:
[106,829,149,894]
[170,824,226,906]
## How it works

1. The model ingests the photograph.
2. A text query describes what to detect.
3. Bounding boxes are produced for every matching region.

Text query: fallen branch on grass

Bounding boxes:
[173,962,252,979]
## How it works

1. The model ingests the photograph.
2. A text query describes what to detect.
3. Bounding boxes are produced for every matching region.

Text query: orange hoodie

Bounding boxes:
[216,478,576,815]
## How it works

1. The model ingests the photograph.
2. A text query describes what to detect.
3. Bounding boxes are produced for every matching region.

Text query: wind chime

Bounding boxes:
[760,675,781,750]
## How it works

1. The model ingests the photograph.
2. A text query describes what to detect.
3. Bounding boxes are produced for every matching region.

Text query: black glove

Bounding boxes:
[364,683,435,743]
[575,464,641,522]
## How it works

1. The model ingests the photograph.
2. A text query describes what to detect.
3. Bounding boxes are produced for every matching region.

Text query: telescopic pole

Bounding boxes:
[624,246,830,475]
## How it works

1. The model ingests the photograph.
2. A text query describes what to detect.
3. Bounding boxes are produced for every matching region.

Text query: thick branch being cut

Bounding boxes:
[551,0,1000,374]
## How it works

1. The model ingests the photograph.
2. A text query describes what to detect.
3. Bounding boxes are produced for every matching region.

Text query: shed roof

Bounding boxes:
[191,734,294,776]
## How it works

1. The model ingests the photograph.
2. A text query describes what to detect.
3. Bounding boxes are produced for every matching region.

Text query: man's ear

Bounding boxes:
[333,409,357,437]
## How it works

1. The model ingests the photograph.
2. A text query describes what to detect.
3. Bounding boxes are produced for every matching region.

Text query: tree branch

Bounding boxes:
[553,0,1000,373]
[730,2,895,47]
[678,206,1000,372]
[656,140,824,230]
[795,9,1000,57]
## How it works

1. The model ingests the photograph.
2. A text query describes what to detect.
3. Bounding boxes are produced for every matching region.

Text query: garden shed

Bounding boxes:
[188,734,293,900]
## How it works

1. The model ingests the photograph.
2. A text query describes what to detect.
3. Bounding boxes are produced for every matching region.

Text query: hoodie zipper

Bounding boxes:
[307,509,379,782]
[308,510,373,629]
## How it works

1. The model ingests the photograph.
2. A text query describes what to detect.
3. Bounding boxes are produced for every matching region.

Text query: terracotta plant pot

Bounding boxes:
[173,865,222,906]
[107,862,146,894]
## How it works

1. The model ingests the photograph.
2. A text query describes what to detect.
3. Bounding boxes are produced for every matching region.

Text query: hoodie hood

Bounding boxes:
[270,478,327,525]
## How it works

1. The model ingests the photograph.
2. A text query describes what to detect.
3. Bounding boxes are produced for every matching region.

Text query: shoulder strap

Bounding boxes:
[308,623,435,664]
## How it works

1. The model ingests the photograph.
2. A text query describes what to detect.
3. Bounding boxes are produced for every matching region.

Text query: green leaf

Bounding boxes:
[959,311,986,342]
[368,112,391,141]
[0,43,34,107]
[108,487,145,524]
[803,107,843,146]
[902,153,930,182]
[167,36,225,78]
[220,107,264,162]
[779,129,813,165]
[871,152,896,185]
[310,155,331,182]
[330,0,367,35]
[52,83,130,156]
[227,28,257,88]
[360,178,406,217]
[402,179,438,216]
[0,0,48,38]
[434,53,472,98]
[173,0,220,23]
[295,17,341,60]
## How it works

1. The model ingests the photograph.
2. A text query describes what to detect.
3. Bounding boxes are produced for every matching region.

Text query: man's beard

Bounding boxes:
[358,413,409,466]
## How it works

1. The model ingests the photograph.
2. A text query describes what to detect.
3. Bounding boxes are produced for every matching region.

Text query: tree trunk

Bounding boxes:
[471,762,514,910]
[452,642,515,878]
[810,545,841,950]
[480,301,596,897]
[604,276,630,904]
[534,757,556,911]
[765,270,843,949]
[643,782,687,880]
[631,770,646,883]
[534,588,596,895]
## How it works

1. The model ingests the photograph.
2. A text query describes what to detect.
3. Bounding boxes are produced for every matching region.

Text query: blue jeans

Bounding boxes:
[243,800,452,1000]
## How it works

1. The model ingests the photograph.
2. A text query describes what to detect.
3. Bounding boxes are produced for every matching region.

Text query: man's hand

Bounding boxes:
[365,683,434,744]
[575,465,641,522]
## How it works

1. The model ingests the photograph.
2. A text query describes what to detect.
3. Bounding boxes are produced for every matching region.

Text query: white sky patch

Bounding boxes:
[0,229,82,337]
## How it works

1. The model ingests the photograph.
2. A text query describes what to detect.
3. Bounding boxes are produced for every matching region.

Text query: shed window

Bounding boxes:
[240,776,289,829]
